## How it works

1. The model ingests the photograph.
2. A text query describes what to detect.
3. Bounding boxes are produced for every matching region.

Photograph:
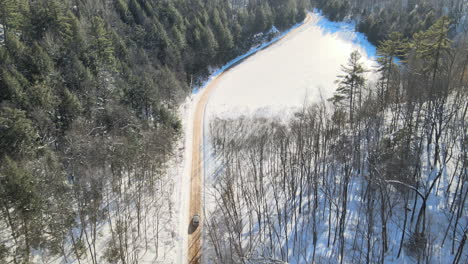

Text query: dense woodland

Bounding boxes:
[1,0,467,263]
[0,0,307,262]
[207,7,468,264]
[316,0,468,46]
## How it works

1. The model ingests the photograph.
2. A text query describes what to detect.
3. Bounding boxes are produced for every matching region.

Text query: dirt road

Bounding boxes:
[187,13,313,264]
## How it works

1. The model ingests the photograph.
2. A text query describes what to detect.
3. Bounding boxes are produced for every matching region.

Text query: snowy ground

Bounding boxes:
[199,10,467,264]
[203,9,379,226]
[201,11,380,263]
[205,11,377,120]
[203,114,467,263]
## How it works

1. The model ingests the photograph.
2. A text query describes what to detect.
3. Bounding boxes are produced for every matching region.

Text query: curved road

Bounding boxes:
[187,13,313,264]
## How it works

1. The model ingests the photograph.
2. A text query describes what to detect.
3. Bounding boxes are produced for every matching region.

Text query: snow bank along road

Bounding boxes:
[186,13,314,264]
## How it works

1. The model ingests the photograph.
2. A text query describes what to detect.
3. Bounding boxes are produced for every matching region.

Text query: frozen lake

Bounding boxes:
[206,12,378,118]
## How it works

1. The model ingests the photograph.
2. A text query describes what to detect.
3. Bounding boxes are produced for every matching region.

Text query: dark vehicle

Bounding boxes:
[192,214,200,228]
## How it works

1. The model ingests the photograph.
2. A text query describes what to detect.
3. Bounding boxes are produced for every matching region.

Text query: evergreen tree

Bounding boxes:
[0,0,26,42]
[28,42,54,80]
[412,16,451,94]
[129,0,146,25]
[89,16,115,69]
[1,69,27,106]
[115,0,131,23]
[59,11,84,51]
[171,24,186,50]
[273,0,297,29]
[251,4,270,33]
[57,87,82,131]
[377,32,408,105]
[0,157,41,262]
[145,18,172,63]
[211,8,234,62]
[0,107,37,159]
[330,50,367,124]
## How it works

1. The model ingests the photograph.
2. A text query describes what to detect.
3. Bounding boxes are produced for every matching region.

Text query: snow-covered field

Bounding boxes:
[205,12,377,119]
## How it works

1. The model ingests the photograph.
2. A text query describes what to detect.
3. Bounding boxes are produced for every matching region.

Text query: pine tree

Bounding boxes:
[203,26,218,62]
[89,16,115,73]
[58,87,82,131]
[115,0,131,23]
[1,70,26,106]
[60,11,83,50]
[171,24,186,50]
[211,8,234,62]
[412,16,451,95]
[129,0,146,25]
[377,32,408,106]
[145,18,172,63]
[330,50,367,125]
[0,107,37,159]
[28,42,54,80]
[252,5,268,33]
[0,157,41,262]
[0,0,26,43]
[189,18,218,71]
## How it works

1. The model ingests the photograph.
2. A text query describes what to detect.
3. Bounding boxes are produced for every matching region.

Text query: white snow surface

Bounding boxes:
[206,12,377,119]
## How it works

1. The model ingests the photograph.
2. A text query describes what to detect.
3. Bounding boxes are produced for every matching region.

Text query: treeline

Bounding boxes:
[207,17,467,263]
[313,0,468,46]
[0,0,307,263]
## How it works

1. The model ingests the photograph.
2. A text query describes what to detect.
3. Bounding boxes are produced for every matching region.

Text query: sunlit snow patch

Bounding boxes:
[205,11,378,119]
[314,9,377,58]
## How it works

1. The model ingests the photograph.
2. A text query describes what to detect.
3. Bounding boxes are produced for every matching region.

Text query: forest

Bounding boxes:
[0,0,306,263]
[0,0,467,263]
[315,0,467,45]
[206,4,468,264]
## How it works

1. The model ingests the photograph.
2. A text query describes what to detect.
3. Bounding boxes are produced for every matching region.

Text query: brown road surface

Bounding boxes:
[187,13,313,264]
